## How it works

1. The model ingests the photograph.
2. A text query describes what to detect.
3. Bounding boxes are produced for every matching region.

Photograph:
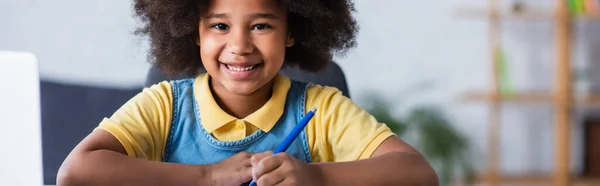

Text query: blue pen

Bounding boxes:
[248,108,317,186]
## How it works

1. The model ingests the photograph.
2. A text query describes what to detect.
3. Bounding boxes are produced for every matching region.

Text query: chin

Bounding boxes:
[223,82,263,96]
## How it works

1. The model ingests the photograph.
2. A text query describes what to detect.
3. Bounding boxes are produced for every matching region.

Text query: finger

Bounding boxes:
[238,152,255,167]
[274,178,298,186]
[273,153,296,173]
[256,171,285,186]
[273,153,298,172]
[240,165,254,183]
[251,151,273,165]
[252,155,282,181]
[238,151,255,158]
[272,152,292,161]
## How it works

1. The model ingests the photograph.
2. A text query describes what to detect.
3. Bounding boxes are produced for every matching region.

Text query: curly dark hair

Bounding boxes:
[133,0,358,77]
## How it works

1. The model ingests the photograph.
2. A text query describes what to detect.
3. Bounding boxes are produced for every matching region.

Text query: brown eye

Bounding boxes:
[213,23,230,30]
[252,24,271,30]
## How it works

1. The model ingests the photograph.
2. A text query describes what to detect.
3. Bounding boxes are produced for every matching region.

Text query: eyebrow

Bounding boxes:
[206,13,227,19]
[205,13,279,20]
[250,13,278,20]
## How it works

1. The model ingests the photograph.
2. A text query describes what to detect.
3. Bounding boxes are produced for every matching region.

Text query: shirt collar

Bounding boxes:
[194,73,291,133]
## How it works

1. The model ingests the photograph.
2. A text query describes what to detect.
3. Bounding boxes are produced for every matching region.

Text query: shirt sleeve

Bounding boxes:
[305,85,396,162]
[96,81,173,161]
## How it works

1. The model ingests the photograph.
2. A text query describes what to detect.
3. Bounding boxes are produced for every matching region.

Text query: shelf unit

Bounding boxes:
[457,6,600,20]
[460,91,600,107]
[456,0,600,186]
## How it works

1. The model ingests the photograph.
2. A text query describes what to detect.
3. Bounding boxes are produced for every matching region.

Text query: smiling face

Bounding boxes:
[197,0,294,96]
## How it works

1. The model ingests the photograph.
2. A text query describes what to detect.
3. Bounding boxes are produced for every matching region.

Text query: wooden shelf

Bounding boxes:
[456,6,600,20]
[459,91,600,107]
[459,91,551,103]
[473,174,600,185]
[457,1,590,186]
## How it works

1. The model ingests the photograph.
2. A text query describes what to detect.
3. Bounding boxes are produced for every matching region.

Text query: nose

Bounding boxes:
[227,28,254,55]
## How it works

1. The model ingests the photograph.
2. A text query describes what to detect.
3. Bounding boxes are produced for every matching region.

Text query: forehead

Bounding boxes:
[207,0,285,14]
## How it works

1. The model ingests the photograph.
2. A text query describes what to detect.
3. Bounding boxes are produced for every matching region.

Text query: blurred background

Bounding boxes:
[2,0,600,185]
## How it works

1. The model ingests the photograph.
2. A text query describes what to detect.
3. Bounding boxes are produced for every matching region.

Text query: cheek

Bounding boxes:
[254,35,287,64]
[198,35,223,65]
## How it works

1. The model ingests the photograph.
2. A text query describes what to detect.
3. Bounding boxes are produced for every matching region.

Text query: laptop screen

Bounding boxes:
[0,51,44,186]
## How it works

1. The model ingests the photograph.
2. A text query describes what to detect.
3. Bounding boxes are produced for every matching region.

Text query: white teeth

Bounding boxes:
[226,64,255,72]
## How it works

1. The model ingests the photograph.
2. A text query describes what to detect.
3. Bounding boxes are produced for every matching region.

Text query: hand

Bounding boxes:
[209,151,254,186]
[250,151,321,186]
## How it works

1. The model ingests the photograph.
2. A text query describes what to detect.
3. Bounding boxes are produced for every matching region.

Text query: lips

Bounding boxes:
[220,61,263,70]
[219,61,264,80]
[225,64,257,71]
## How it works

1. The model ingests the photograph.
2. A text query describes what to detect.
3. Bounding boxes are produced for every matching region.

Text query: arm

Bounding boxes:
[57,129,212,186]
[249,86,437,186]
[57,82,221,186]
[312,136,438,186]
[306,86,438,186]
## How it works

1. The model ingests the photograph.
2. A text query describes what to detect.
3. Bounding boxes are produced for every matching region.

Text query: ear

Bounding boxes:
[286,32,295,47]
[196,36,201,47]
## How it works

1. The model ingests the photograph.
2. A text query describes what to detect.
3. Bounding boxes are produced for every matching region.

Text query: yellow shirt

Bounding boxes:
[98,73,395,162]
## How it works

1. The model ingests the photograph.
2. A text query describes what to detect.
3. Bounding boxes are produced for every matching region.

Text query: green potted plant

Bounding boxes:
[362,93,475,185]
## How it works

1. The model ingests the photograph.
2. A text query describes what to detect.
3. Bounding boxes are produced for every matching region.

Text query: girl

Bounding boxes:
[57,0,438,185]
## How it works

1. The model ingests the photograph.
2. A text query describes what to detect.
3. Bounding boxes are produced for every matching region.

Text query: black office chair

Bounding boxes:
[41,81,140,185]
[145,62,351,98]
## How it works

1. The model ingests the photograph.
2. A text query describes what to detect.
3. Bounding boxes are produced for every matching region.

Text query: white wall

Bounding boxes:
[0,0,150,88]
[2,0,594,175]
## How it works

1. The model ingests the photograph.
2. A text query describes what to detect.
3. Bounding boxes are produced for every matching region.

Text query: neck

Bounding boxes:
[210,79,273,119]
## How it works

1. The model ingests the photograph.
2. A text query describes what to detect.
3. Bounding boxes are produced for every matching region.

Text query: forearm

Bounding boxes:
[312,152,438,186]
[57,149,212,186]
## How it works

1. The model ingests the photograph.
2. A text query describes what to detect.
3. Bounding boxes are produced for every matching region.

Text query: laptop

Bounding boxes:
[0,51,44,185]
